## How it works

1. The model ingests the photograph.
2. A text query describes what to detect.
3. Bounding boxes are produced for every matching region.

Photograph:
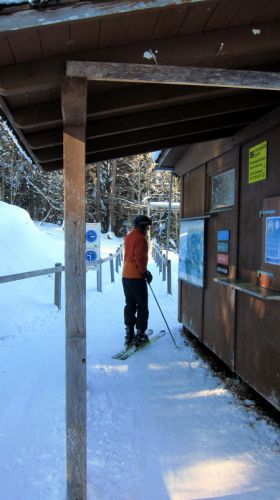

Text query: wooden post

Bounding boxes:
[54,262,62,309]
[62,77,87,500]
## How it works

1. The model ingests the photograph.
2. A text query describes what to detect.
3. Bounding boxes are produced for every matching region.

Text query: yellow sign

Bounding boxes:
[248,140,267,184]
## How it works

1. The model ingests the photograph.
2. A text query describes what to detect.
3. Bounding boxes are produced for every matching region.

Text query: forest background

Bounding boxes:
[0,117,180,250]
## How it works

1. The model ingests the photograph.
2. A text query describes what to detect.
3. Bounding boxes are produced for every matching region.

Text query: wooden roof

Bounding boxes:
[1,0,280,170]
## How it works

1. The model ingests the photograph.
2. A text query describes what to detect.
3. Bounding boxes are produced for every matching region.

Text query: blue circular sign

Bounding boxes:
[86,250,97,262]
[86,229,97,243]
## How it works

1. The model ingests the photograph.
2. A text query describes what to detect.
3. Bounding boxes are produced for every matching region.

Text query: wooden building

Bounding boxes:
[1,0,280,497]
[158,109,280,413]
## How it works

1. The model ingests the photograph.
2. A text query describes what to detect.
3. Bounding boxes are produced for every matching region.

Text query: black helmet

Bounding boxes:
[134,214,152,228]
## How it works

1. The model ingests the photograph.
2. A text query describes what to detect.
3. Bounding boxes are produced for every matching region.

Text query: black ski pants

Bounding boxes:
[122,277,149,332]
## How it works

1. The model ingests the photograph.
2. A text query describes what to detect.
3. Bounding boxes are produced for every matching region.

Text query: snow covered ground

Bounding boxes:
[1,200,280,500]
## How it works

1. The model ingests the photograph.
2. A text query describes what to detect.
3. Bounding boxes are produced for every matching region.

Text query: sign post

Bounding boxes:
[86,223,101,268]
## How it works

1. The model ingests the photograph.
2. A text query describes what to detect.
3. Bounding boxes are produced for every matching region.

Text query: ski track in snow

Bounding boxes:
[0,210,280,499]
[86,268,280,500]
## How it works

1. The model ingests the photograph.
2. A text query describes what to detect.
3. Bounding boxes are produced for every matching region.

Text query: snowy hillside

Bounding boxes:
[1,201,280,500]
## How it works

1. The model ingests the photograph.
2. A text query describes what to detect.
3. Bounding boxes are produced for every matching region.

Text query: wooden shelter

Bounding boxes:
[158,108,280,412]
[1,0,280,498]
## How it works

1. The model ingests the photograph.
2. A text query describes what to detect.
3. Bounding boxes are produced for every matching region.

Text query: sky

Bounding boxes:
[1,200,280,499]
[151,150,161,162]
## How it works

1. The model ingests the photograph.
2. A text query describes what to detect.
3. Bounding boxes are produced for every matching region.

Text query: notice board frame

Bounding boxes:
[179,217,206,288]
[260,196,280,291]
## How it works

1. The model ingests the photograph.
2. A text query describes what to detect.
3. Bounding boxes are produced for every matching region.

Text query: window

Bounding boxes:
[211,168,235,210]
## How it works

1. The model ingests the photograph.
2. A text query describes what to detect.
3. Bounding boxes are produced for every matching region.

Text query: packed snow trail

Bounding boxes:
[1,203,280,499]
[86,265,280,500]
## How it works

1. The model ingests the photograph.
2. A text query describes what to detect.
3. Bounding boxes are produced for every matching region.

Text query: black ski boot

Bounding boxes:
[135,330,149,348]
[124,326,135,348]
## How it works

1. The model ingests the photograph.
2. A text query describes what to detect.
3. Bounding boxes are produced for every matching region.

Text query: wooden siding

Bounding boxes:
[235,295,280,410]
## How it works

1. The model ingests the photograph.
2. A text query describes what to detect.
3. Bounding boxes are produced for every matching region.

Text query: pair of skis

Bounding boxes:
[112,329,166,360]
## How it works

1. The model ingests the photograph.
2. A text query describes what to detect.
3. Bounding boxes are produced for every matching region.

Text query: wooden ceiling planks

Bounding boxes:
[69,18,100,52]
[254,0,280,23]
[35,107,268,164]
[151,4,189,39]
[228,0,269,27]
[24,90,280,159]
[7,29,42,63]
[40,125,242,171]
[39,24,73,58]
[0,34,14,66]
[14,85,232,130]
[7,88,54,110]
[3,18,280,99]
[204,0,245,30]
[177,1,219,34]
[99,14,129,48]
[1,0,280,170]
[122,10,160,44]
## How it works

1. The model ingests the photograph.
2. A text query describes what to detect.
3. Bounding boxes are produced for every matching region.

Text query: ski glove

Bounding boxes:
[143,270,153,284]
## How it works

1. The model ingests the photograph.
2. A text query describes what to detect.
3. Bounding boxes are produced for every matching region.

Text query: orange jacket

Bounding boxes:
[122,228,148,278]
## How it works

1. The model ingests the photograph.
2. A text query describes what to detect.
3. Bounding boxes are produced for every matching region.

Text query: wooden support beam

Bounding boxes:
[62,77,87,500]
[67,60,280,92]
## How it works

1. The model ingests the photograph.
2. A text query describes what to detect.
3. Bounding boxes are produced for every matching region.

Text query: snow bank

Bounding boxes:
[0,201,64,275]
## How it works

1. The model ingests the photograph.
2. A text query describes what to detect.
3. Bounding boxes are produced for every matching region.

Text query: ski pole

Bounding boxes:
[148,282,178,348]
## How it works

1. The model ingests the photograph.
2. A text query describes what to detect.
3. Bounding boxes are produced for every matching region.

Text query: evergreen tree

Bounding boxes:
[1,117,180,249]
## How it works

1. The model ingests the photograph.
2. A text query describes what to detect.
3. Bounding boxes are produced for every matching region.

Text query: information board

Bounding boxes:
[265,216,280,266]
[179,219,205,287]
[86,222,101,268]
[248,140,267,184]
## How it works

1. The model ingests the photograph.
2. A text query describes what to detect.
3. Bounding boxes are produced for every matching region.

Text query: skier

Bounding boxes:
[122,214,153,348]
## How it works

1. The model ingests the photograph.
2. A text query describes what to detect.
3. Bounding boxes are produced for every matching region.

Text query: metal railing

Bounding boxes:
[95,245,123,293]
[152,241,172,295]
[0,245,123,308]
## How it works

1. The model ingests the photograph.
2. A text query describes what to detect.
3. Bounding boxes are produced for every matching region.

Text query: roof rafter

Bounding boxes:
[42,126,241,171]
[25,91,280,150]
[13,85,233,130]
[35,106,271,164]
